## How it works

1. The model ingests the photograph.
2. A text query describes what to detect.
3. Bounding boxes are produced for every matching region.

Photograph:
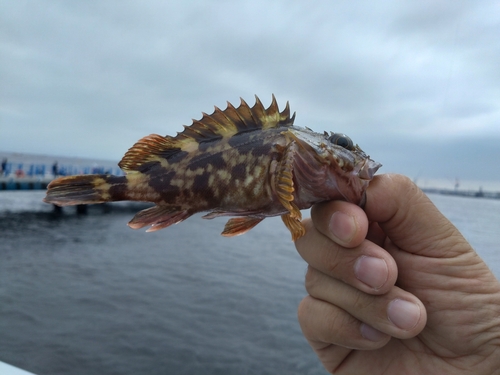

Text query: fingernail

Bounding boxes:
[387,299,421,330]
[360,323,388,342]
[329,211,356,243]
[354,256,388,289]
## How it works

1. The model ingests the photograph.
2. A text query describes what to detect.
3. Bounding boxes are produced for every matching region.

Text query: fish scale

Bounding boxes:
[44,95,381,240]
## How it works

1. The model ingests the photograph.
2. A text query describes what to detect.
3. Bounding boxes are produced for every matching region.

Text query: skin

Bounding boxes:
[295,174,500,375]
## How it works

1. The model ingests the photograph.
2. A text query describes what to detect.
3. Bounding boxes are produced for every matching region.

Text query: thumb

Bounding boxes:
[364,174,469,259]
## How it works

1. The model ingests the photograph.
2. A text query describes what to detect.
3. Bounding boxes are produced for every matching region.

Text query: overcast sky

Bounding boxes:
[1,0,499,185]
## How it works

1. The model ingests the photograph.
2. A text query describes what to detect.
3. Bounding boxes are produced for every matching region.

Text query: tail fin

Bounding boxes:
[44,174,128,206]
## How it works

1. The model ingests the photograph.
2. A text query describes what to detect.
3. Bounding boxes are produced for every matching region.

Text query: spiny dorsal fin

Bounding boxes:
[176,94,295,142]
[119,95,295,172]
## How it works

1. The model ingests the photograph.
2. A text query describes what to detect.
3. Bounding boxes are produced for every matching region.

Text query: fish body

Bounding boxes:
[44,96,381,240]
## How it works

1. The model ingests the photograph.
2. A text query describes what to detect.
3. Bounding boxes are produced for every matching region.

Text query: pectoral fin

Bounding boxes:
[274,140,304,242]
[221,217,264,237]
[281,213,305,241]
[275,141,302,218]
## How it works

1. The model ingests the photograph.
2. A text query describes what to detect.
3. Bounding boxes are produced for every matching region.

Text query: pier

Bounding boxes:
[0,158,123,191]
[0,155,124,214]
[0,176,53,191]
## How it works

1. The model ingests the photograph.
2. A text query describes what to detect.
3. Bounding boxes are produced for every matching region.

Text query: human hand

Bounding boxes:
[295,174,500,374]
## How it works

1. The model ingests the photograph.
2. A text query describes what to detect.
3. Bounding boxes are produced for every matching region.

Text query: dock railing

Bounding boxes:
[0,162,123,191]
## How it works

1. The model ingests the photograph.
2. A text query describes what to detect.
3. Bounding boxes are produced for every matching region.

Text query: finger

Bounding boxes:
[364,174,468,258]
[310,200,369,248]
[305,267,427,340]
[298,295,391,351]
[304,343,352,375]
[296,222,397,294]
[366,222,386,247]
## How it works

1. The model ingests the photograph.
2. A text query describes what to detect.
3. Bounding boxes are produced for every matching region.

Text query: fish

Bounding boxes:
[44,95,381,241]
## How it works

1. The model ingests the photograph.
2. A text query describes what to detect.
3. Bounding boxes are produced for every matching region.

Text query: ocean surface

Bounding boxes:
[0,191,499,375]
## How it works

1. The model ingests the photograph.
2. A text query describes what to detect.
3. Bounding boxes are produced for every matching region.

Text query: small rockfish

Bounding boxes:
[44,96,381,240]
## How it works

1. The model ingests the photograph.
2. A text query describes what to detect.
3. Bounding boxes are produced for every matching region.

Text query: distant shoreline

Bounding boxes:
[421,187,500,200]
[0,150,119,168]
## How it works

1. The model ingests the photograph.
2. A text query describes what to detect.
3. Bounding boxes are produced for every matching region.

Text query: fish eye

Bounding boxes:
[328,133,354,149]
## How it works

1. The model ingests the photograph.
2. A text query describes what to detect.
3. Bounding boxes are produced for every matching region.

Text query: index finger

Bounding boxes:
[309,200,369,248]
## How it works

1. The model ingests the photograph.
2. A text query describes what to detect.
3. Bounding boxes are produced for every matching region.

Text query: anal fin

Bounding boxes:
[128,205,191,232]
[281,213,306,241]
[221,217,263,237]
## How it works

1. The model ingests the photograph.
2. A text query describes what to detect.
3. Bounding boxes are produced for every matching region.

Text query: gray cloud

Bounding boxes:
[1,0,499,184]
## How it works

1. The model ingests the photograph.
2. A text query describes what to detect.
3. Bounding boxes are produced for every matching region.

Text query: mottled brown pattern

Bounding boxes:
[136,161,161,173]
[44,95,381,240]
[187,152,227,171]
[198,139,220,152]
[106,175,129,201]
[147,170,180,203]
[231,164,246,180]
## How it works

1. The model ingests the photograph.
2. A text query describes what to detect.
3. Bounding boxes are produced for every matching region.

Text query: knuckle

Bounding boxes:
[389,174,421,201]
[324,248,344,277]
[297,296,314,326]
[351,289,375,312]
[388,173,413,188]
[304,266,321,294]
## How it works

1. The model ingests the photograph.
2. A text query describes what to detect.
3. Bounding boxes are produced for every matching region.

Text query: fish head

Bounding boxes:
[287,127,382,206]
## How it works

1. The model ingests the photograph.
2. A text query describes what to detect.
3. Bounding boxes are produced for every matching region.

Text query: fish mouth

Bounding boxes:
[354,158,381,208]
[358,159,382,181]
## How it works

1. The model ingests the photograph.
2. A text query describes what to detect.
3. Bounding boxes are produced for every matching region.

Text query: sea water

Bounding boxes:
[0,191,499,375]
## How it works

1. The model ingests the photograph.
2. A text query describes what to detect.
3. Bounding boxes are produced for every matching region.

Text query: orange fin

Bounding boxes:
[274,140,304,240]
[118,134,181,172]
[221,217,264,237]
[179,95,295,142]
[275,141,302,220]
[281,213,306,241]
[44,174,127,206]
[128,205,191,232]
